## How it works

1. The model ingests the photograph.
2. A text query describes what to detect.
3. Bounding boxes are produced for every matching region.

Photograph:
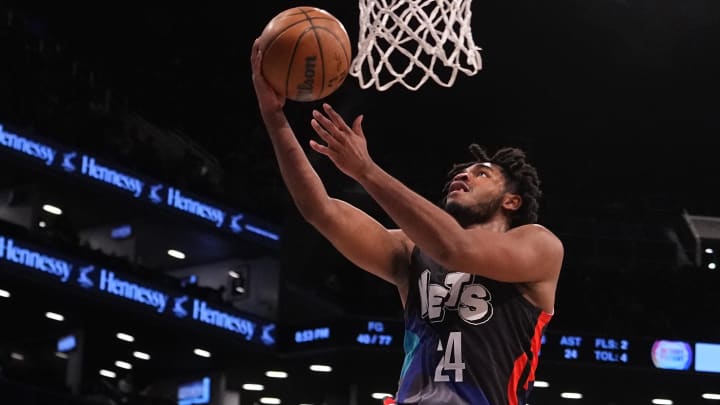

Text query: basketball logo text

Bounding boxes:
[418,270,493,325]
[297,56,317,100]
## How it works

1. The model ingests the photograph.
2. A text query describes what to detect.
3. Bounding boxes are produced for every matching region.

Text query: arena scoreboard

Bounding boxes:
[539,331,718,374]
[284,320,720,375]
[284,318,404,351]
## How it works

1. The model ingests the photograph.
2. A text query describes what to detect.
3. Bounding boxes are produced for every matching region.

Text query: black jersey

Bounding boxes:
[395,247,551,405]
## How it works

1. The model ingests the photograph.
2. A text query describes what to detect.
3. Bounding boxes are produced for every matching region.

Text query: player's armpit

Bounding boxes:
[306,198,413,288]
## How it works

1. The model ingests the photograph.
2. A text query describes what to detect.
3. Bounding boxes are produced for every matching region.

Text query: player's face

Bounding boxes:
[444,162,509,226]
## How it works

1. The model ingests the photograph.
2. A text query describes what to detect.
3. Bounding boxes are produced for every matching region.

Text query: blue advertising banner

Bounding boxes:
[0,232,277,348]
[0,124,280,248]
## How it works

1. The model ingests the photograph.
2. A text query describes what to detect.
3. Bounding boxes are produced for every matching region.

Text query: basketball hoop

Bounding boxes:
[350,0,483,91]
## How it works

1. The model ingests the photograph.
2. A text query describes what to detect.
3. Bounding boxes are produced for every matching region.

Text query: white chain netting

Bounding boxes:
[350,0,483,91]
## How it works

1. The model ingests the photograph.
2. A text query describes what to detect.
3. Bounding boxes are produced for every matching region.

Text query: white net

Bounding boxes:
[350,0,483,91]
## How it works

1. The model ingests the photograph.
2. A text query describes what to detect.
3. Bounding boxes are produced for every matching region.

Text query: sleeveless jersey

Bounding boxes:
[395,247,552,405]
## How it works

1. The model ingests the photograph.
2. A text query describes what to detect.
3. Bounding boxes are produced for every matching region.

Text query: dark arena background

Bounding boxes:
[1,1,720,404]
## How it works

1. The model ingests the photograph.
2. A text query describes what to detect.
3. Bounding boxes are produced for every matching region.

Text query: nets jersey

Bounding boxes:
[395,247,552,405]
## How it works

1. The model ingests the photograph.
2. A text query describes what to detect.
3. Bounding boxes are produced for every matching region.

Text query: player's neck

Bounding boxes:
[469,215,510,233]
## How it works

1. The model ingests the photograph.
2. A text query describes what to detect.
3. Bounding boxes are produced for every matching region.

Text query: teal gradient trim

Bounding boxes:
[400,330,421,379]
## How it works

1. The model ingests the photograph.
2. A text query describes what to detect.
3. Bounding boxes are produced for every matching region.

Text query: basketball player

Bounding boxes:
[251,40,564,405]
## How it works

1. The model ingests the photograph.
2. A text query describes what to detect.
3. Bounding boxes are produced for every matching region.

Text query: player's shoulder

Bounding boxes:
[527,223,557,235]
[514,223,557,235]
[513,224,564,249]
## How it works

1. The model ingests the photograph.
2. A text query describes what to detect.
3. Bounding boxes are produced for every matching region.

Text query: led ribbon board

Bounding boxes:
[282,319,720,375]
[0,233,276,348]
[284,318,403,352]
[540,330,720,374]
[0,124,280,248]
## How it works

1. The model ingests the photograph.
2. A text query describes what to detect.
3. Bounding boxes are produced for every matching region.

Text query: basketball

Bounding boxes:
[258,7,352,102]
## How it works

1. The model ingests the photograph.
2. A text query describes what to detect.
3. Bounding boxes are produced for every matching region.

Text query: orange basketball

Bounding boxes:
[258,6,352,102]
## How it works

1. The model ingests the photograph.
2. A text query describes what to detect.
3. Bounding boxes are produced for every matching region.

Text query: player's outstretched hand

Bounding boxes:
[309,103,373,181]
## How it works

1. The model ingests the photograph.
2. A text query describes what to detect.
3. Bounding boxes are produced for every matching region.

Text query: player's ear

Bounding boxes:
[502,193,522,212]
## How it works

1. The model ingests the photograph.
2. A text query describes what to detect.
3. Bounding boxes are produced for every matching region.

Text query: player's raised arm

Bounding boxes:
[308,105,563,295]
[250,40,412,294]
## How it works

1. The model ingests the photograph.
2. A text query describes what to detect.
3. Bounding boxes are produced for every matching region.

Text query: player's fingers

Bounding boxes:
[322,103,353,133]
[312,110,345,143]
[309,139,334,158]
[251,39,262,71]
[251,42,279,98]
[351,115,365,138]
[311,119,342,148]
